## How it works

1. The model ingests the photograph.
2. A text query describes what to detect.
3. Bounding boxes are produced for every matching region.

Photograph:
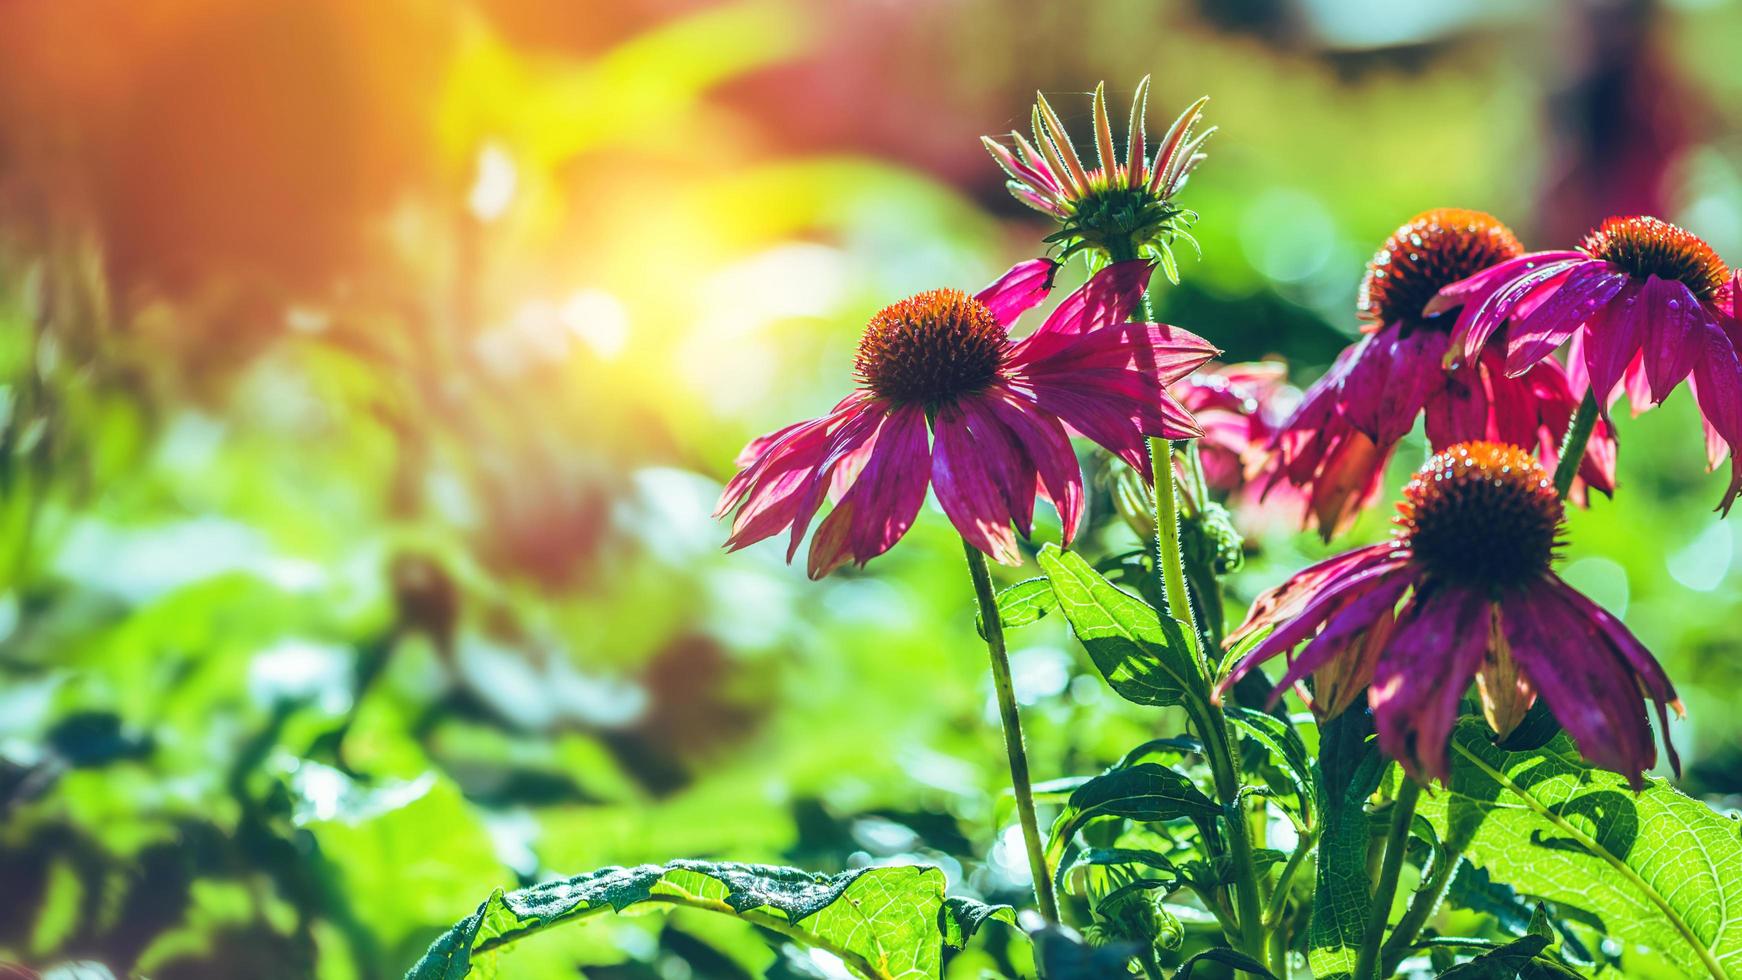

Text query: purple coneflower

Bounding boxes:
[717,259,1217,577]
[1267,209,1617,538]
[982,78,1211,272]
[1222,441,1682,786]
[1438,215,1742,509]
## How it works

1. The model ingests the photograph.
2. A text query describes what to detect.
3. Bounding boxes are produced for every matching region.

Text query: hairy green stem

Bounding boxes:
[1553,391,1599,498]
[963,541,1060,924]
[1355,778,1422,980]
[1188,698,1268,959]
[1263,834,1314,978]
[1149,435,1201,645]
[1137,945,1166,980]
[1380,845,1461,976]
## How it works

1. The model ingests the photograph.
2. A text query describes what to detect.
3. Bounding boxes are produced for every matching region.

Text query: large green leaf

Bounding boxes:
[406,861,1011,980]
[1035,544,1201,708]
[1421,720,1742,979]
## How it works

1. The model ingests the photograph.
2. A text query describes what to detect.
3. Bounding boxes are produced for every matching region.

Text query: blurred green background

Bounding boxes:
[2,0,1740,977]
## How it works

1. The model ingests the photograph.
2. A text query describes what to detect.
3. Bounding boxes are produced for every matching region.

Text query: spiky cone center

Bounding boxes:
[1580,215,1729,301]
[1396,441,1562,589]
[854,289,1008,407]
[1359,208,1524,325]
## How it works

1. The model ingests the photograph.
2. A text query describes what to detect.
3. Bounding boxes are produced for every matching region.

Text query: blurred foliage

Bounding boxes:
[2,0,1741,977]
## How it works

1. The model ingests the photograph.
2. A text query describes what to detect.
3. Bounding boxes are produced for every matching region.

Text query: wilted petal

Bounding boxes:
[1369,585,1492,782]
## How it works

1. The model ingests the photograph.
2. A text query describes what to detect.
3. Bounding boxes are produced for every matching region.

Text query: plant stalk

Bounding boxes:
[1380,845,1461,976]
[963,540,1060,924]
[1553,391,1599,498]
[1355,777,1422,980]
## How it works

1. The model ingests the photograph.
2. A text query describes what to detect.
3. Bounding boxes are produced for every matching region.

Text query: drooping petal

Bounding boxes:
[1368,585,1493,782]
[953,394,1036,537]
[1007,260,1157,365]
[1220,557,1413,692]
[1505,264,1627,378]
[784,404,892,560]
[981,387,1086,543]
[1265,569,1413,708]
[930,403,1024,565]
[1640,275,1708,402]
[975,258,1059,328]
[805,406,931,578]
[1690,324,1742,513]
[1340,323,1448,445]
[1575,279,1646,405]
[1504,578,1660,784]
[1227,542,1399,646]
[1305,429,1392,541]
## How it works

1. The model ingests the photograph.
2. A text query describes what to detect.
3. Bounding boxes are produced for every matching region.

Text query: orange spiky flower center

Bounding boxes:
[855,289,1008,407]
[1579,215,1729,301]
[1358,208,1525,325]
[1396,442,1562,589]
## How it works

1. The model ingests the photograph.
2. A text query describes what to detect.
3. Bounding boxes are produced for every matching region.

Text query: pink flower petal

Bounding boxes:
[1454,258,1582,365]
[805,406,931,578]
[1368,585,1492,783]
[1341,324,1448,445]
[1640,276,1709,403]
[1506,264,1627,378]
[975,258,1059,328]
[981,388,1086,543]
[1222,557,1413,691]
[930,404,1023,565]
[1008,260,1155,365]
[1263,567,1414,704]
[1505,579,1661,784]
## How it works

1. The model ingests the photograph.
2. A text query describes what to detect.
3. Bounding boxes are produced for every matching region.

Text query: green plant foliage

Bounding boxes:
[1174,945,1279,978]
[974,577,1056,639]
[1034,544,1199,708]
[1422,719,1742,979]
[1307,707,1389,980]
[406,861,1011,980]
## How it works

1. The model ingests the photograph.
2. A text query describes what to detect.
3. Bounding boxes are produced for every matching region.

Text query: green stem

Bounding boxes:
[1354,778,1422,980]
[1263,834,1314,979]
[1190,698,1268,959]
[963,541,1060,924]
[1379,845,1461,976]
[1553,391,1599,498]
[1137,945,1167,980]
[1150,436,1201,647]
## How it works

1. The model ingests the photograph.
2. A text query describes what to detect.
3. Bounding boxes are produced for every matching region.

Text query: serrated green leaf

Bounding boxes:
[975,577,1055,639]
[1421,720,1742,980]
[1035,544,1201,709]
[1308,707,1389,980]
[406,861,1001,980]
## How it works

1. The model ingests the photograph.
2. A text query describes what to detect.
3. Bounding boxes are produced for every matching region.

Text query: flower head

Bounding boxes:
[1436,215,1742,510]
[1224,442,1682,786]
[983,79,1211,273]
[717,260,1218,577]
[1266,209,1616,538]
